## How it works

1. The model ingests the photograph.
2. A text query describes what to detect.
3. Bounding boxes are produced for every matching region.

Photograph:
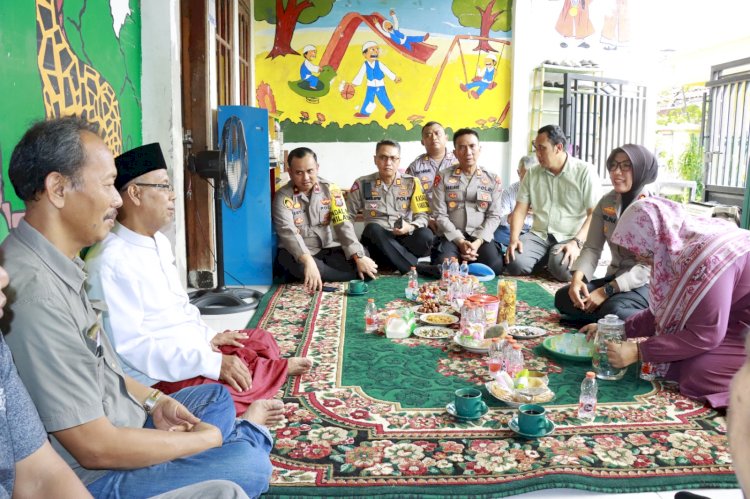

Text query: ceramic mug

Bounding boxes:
[349,280,369,294]
[517,403,547,435]
[454,387,483,418]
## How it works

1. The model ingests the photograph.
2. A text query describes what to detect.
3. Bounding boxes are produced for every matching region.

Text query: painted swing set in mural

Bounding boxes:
[288,11,437,104]
[255,1,512,139]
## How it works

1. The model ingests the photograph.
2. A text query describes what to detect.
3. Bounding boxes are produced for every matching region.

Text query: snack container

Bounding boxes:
[496,279,517,326]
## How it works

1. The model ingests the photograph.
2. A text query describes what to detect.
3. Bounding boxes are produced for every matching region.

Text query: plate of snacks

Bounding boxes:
[509,326,546,339]
[419,312,459,326]
[416,283,443,303]
[453,334,492,353]
[412,299,449,314]
[486,370,555,407]
[413,326,454,339]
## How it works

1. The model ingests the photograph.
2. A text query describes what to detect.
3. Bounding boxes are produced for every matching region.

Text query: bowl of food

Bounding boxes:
[542,333,595,361]
[420,312,459,326]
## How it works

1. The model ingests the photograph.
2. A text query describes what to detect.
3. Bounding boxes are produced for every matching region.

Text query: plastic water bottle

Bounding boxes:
[440,258,450,287]
[501,336,515,365]
[578,371,598,422]
[365,298,378,333]
[449,257,460,280]
[405,266,419,300]
[505,344,524,378]
[640,360,657,381]
[459,260,469,278]
[488,337,504,378]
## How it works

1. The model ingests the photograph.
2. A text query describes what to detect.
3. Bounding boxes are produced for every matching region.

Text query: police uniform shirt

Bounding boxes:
[432,165,502,243]
[405,151,456,200]
[272,178,363,260]
[346,172,429,230]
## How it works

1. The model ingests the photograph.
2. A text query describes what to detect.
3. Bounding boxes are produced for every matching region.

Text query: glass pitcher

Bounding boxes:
[592,314,627,380]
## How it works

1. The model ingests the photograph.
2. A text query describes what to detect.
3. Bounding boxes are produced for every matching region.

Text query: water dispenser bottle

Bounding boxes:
[592,314,626,380]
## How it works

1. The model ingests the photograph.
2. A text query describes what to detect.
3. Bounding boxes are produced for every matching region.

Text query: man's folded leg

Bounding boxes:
[87,384,273,498]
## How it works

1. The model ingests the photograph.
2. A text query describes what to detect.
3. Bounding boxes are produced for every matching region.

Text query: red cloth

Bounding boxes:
[155,328,288,416]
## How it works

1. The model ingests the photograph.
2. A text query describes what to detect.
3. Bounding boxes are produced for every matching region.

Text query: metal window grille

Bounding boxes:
[561,73,647,179]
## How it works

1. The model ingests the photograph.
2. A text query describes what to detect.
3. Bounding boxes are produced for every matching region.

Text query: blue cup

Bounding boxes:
[454,388,483,418]
[349,280,369,294]
[517,403,547,435]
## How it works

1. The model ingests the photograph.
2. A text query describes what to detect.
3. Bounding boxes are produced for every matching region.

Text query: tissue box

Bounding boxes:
[385,309,416,339]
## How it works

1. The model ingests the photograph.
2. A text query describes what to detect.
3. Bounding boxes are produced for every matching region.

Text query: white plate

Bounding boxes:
[419,313,459,326]
[485,381,556,407]
[453,334,492,353]
[411,304,452,315]
[510,326,547,339]
[413,326,454,339]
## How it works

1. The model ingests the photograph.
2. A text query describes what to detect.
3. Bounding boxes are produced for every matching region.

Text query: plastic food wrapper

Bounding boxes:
[385,308,416,339]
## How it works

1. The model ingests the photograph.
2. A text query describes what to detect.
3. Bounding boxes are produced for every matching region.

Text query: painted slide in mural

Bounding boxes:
[253,0,512,142]
[0,0,141,241]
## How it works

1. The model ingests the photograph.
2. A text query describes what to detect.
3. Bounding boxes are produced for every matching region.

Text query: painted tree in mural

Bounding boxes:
[452,0,512,52]
[255,0,334,58]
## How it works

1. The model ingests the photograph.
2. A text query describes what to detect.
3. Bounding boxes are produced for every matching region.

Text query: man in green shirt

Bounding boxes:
[505,125,598,282]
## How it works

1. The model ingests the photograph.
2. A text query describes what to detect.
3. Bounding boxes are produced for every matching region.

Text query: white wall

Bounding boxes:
[284,140,510,187]
[140,0,187,287]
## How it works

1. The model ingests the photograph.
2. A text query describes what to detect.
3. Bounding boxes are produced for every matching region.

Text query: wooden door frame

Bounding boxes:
[180,0,215,288]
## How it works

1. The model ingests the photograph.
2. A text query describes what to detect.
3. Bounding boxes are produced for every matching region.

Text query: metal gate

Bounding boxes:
[701,57,750,228]
[561,74,648,179]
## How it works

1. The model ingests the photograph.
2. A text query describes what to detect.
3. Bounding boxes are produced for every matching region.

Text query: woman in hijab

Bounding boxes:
[555,144,657,323]
[604,197,750,408]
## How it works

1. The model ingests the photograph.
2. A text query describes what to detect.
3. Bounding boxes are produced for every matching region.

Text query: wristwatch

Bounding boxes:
[352,250,365,261]
[573,237,584,249]
[604,282,616,297]
[143,389,163,414]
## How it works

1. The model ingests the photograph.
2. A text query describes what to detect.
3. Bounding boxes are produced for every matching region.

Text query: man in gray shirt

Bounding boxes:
[1,117,274,498]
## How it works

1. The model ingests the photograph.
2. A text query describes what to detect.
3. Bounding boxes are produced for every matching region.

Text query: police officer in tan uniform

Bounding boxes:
[427,128,504,275]
[347,140,434,274]
[273,147,378,292]
[405,121,456,201]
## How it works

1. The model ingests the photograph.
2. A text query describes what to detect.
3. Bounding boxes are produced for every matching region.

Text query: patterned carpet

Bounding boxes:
[248,276,737,498]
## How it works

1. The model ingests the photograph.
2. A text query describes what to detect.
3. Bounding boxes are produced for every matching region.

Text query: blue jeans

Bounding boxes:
[493,224,530,248]
[87,384,273,499]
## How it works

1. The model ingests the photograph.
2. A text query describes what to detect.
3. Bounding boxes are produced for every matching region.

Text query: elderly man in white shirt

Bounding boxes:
[85,143,311,423]
[493,155,535,247]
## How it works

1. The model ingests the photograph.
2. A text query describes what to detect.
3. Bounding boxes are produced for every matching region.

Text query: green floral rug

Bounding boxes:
[249,276,737,498]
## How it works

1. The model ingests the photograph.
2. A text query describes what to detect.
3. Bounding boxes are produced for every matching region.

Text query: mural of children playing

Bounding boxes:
[299,44,321,89]
[459,53,497,99]
[375,9,429,51]
[351,41,402,119]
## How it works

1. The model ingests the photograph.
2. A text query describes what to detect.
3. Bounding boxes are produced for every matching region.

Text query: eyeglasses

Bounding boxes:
[607,161,633,173]
[376,155,400,163]
[134,182,174,192]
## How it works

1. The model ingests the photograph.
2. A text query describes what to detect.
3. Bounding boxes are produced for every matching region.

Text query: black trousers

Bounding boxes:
[360,223,434,274]
[554,276,650,324]
[432,235,504,275]
[277,247,359,283]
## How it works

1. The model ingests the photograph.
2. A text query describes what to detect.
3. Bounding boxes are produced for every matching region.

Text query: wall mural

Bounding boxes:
[253,0,512,143]
[0,0,141,241]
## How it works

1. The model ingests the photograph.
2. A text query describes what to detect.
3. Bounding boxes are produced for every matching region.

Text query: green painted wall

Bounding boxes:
[0,0,142,241]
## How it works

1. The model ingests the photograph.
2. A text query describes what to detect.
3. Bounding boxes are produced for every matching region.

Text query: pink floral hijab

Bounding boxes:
[611,197,750,336]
